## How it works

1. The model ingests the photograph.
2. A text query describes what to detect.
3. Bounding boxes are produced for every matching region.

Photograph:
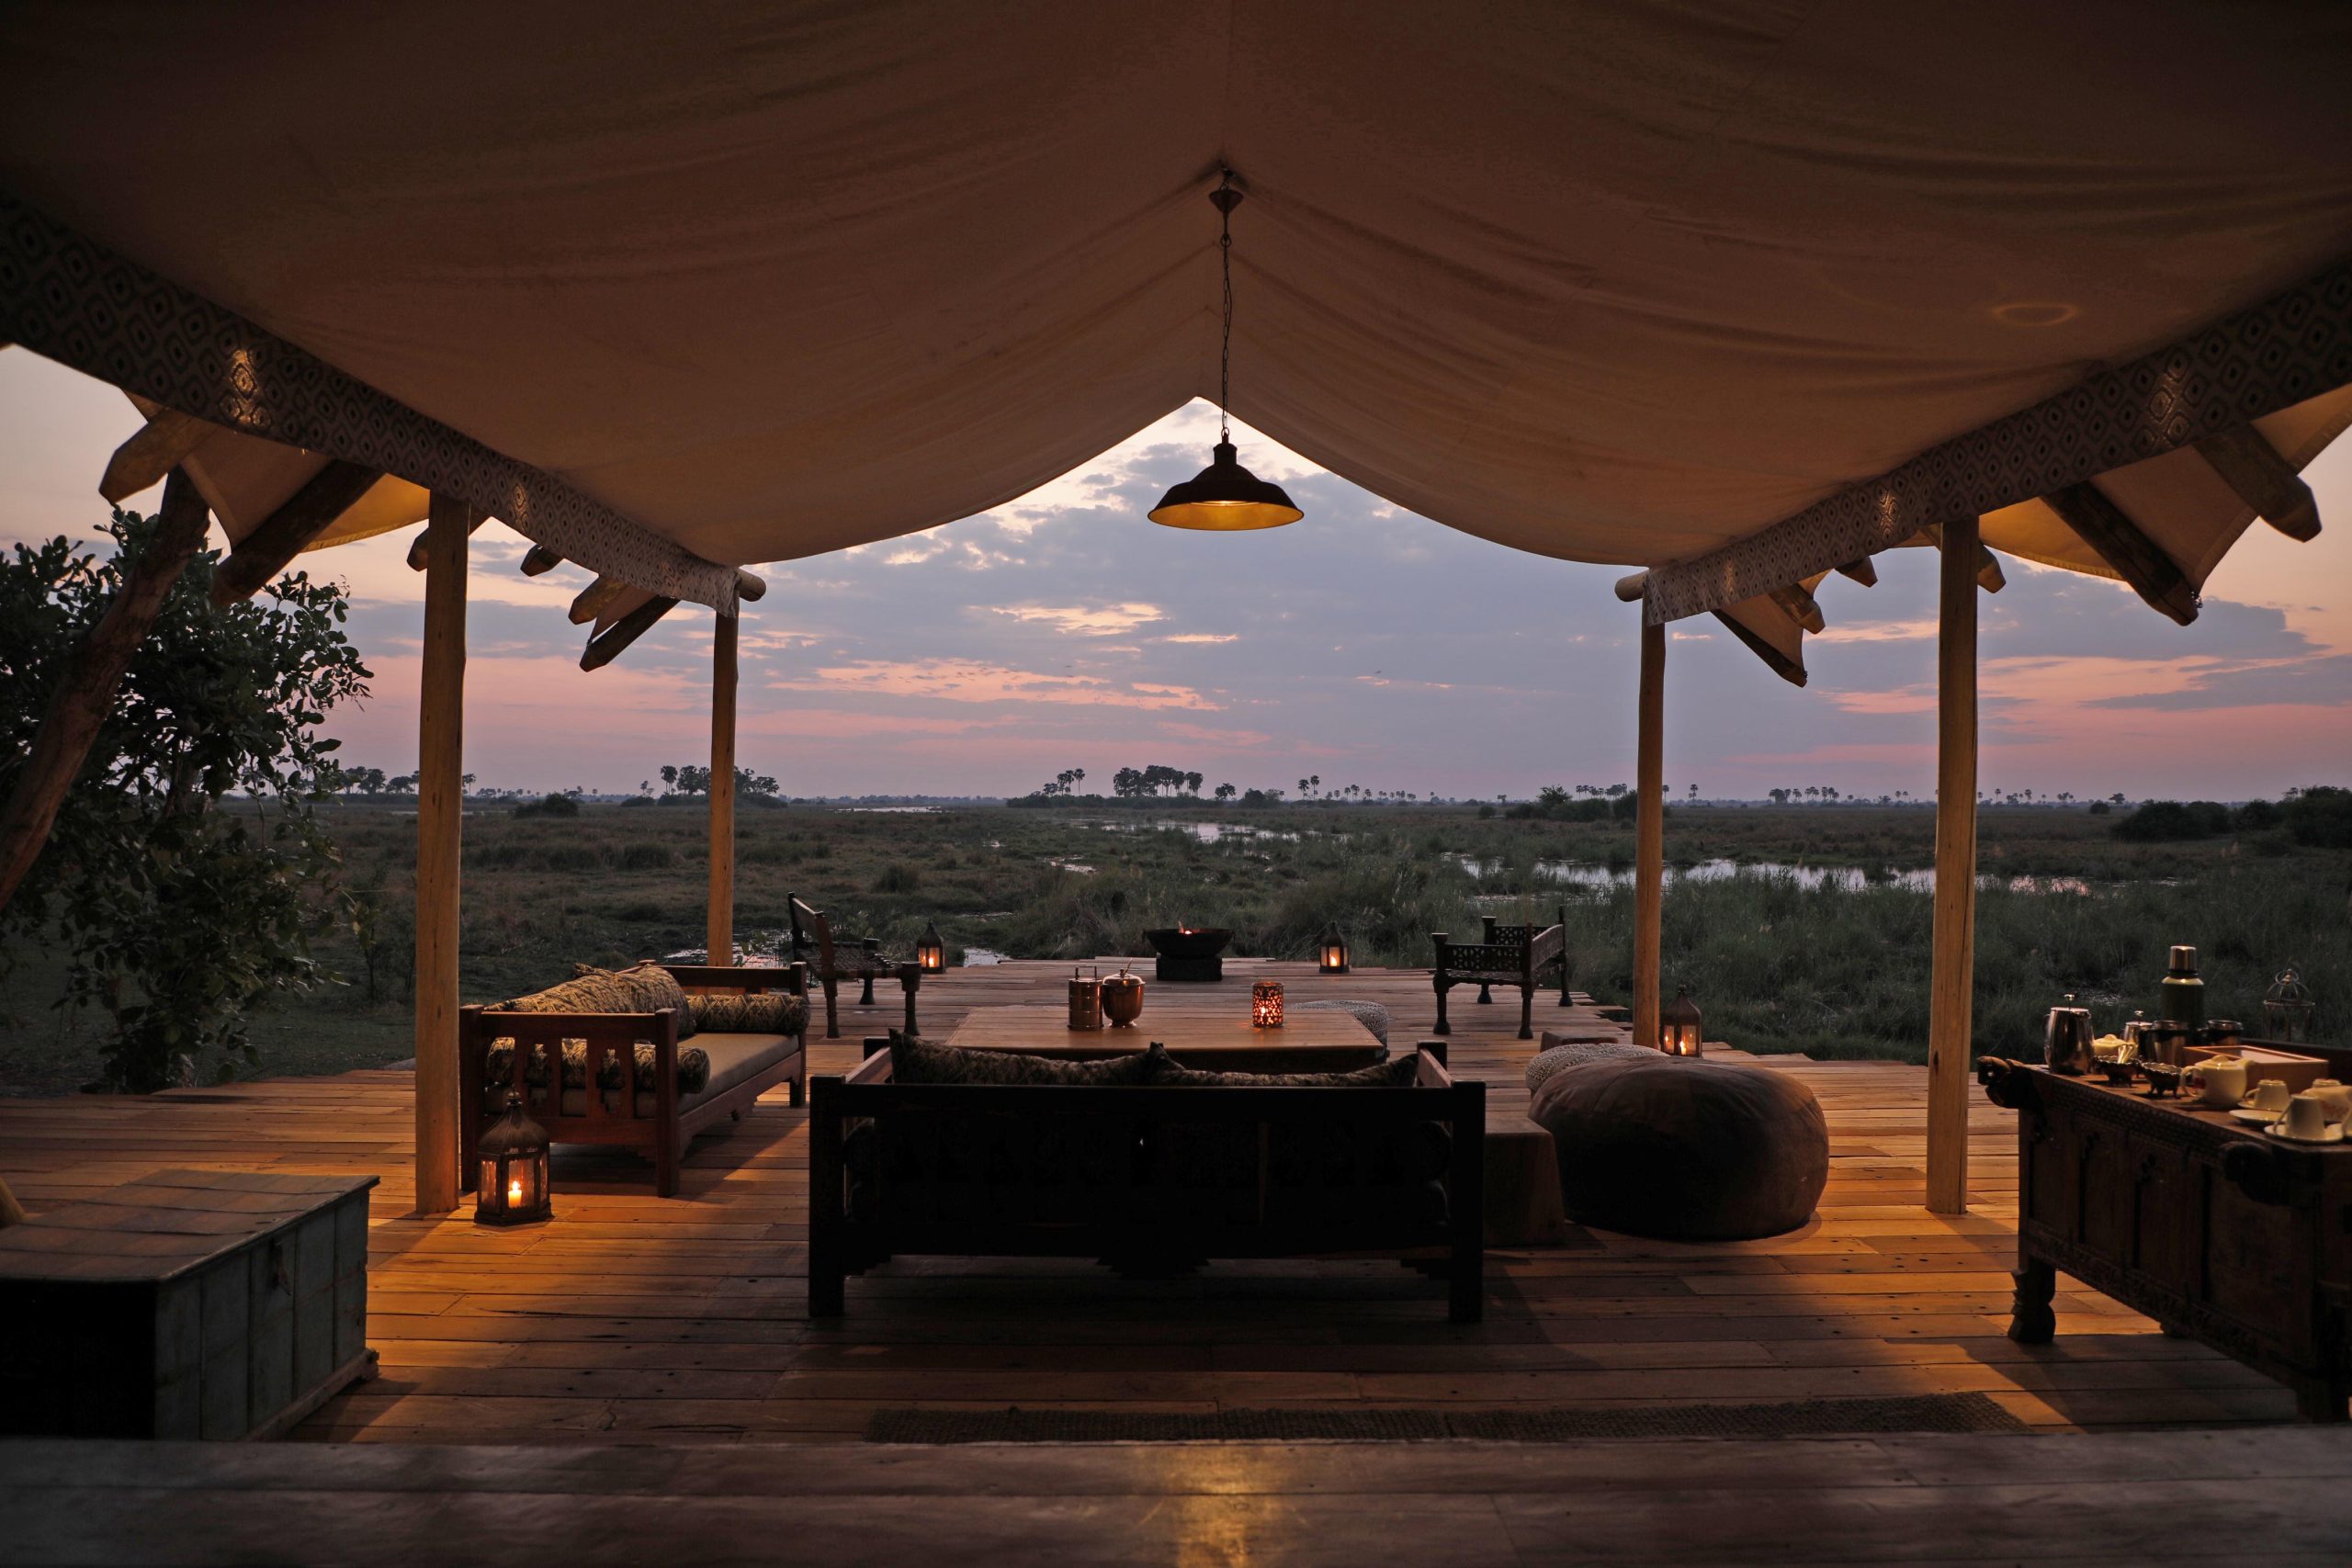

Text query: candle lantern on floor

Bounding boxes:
[1252,980,1285,1029]
[916,921,946,974]
[2263,969,2314,1043]
[475,1092,551,1226]
[1317,922,1350,976]
[1659,987,1703,1057]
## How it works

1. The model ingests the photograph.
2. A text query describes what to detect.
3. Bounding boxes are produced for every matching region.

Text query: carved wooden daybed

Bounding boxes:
[460,961,808,1198]
[809,1038,1487,1321]
[1430,910,1571,1040]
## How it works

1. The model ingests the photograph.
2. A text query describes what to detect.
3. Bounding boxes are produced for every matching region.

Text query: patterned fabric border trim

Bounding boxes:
[1646,257,2352,624]
[0,191,739,613]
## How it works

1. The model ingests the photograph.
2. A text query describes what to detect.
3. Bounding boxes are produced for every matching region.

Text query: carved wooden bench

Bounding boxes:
[460,962,808,1197]
[1430,910,1570,1040]
[788,893,921,1039]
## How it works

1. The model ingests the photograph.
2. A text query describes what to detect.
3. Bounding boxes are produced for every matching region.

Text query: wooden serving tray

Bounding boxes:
[2183,1042,2331,1094]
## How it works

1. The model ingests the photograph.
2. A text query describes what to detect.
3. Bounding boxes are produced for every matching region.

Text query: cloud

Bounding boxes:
[991,603,1164,636]
[766,659,1220,710]
[1162,632,1238,644]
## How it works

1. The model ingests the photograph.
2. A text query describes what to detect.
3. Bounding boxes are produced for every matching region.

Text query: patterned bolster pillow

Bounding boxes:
[484,960,696,1040]
[888,1030,1156,1086]
[481,1039,711,1104]
[689,990,810,1038]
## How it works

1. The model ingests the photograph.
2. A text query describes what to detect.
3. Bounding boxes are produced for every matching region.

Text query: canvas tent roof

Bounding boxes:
[2,1,2347,624]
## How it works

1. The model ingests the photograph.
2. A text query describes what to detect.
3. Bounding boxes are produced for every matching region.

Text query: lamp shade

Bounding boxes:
[916,921,945,973]
[1148,442,1303,531]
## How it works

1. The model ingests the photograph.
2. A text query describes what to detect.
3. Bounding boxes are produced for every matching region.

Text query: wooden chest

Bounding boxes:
[0,1169,377,1439]
[1980,1060,2352,1421]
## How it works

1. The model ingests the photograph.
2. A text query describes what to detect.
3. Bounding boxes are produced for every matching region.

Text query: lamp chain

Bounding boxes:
[1218,170,1233,445]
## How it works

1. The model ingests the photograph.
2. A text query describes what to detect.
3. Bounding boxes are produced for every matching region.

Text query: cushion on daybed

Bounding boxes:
[888,1030,1157,1086]
[484,960,697,1039]
[689,990,808,1038]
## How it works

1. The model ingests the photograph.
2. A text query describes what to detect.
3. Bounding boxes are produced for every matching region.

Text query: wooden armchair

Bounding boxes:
[1430,910,1570,1040]
[787,893,922,1039]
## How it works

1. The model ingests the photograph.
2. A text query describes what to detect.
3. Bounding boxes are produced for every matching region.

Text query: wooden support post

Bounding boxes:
[1633,617,1665,1048]
[406,514,488,570]
[568,575,630,626]
[1766,582,1825,634]
[1920,525,2006,592]
[210,459,383,604]
[413,492,468,1215]
[707,613,738,967]
[2043,482,2199,626]
[1927,514,1980,1215]
[99,409,213,502]
[2196,423,2321,541]
[1710,611,1806,687]
[580,596,680,671]
[0,470,211,912]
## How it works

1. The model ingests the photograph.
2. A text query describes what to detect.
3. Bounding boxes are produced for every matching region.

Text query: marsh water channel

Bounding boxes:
[1076,818,2094,896]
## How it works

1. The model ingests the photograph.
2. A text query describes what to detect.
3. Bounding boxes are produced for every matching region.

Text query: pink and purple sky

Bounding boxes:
[5,351,2347,802]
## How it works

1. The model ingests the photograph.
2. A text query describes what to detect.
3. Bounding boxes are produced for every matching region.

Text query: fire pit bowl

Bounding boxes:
[1144,927,1233,982]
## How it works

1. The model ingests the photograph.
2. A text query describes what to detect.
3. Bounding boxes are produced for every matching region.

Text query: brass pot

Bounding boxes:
[1101,968,1146,1029]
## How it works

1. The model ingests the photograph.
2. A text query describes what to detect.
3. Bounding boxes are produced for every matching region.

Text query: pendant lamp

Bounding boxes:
[1150,170,1303,532]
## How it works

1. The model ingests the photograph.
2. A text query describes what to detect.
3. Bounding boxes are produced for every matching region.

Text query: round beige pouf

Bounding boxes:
[1531,1055,1828,1241]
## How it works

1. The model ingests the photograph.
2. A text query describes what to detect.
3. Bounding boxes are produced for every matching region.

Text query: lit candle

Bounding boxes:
[507,1177,523,1206]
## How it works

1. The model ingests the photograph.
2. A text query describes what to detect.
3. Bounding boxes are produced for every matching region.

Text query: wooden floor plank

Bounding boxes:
[0,960,2301,1444]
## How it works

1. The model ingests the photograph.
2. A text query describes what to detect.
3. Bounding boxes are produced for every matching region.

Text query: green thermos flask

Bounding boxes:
[2159,945,2205,1034]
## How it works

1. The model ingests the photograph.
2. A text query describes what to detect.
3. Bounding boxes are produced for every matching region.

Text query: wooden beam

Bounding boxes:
[734,570,767,604]
[1710,611,1805,686]
[1633,619,1665,1049]
[209,460,384,604]
[2196,423,2321,541]
[707,615,739,967]
[0,470,211,912]
[1927,515,1980,1216]
[98,409,213,502]
[1612,570,1650,603]
[1765,582,1825,635]
[406,514,488,570]
[1833,557,1878,587]
[413,493,468,1215]
[569,575,631,626]
[2042,482,2198,626]
[1919,525,2005,592]
[580,596,679,671]
[518,545,563,576]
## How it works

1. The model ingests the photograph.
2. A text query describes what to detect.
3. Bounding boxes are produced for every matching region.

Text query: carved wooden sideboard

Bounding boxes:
[1979,1058,2352,1421]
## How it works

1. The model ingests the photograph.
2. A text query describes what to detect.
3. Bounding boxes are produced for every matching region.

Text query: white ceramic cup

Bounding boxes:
[2243,1078,2291,1115]
[2190,1058,2247,1109]
[2308,1079,2351,1123]
[2278,1092,2330,1141]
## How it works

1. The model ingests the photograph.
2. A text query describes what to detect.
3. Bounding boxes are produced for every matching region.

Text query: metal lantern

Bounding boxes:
[2263,968,2315,1043]
[916,921,946,974]
[475,1092,551,1226]
[1251,980,1285,1029]
[1659,987,1703,1057]
[1317,922,1350,975]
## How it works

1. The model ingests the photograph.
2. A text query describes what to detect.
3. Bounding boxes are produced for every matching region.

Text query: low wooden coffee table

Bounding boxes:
[944,1002,1385,1072]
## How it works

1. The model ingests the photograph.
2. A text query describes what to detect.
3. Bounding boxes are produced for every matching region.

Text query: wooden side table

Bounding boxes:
[1980,1059,2352,1421]
[0,1168,378,1439]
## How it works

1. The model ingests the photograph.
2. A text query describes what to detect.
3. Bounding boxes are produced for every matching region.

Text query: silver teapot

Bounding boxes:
[2044,996,2096,1076]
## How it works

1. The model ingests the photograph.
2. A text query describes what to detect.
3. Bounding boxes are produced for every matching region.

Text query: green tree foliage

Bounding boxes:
[2111,800,2233,842]
[659,763,780,798]
[2287,785,2352,849]
[0,512,369,1090]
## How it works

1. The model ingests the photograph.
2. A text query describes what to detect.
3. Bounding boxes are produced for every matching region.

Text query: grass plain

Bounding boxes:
[2,800,2345,1094]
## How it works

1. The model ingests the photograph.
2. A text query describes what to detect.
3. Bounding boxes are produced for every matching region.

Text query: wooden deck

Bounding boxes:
[0,961,2308,1444]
